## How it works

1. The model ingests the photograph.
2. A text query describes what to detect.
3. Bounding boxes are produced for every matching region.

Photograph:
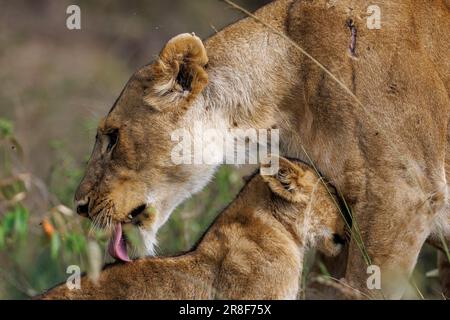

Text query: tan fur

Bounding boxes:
[42,158,345,300]
[75,1,450,298]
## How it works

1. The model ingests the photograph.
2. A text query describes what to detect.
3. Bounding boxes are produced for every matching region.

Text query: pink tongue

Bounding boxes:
[108,223,131,262]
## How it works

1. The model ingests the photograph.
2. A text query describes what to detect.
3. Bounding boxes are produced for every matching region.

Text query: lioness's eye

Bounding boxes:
[107,130,119,152]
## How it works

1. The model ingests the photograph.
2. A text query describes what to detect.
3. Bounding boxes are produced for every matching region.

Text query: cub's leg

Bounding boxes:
[306,246,350,299]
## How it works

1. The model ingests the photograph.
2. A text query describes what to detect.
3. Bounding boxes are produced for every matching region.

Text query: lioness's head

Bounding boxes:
[74,34,222,260]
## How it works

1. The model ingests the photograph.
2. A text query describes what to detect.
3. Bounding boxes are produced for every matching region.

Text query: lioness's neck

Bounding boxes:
[201,0,297,129]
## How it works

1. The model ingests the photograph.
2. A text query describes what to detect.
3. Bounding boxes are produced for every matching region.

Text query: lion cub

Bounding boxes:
[40,157,346,300]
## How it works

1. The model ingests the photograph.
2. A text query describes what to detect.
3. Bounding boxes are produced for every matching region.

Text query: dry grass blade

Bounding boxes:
[313,275,370,300]
[439,230,450,263]
[409,278,425,300]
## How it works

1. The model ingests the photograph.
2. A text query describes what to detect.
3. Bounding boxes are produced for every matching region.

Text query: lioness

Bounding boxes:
[40,158,345,299]
[74,0,450,298]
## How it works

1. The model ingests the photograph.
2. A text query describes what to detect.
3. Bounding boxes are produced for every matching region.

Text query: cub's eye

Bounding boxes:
[106,130,119,152]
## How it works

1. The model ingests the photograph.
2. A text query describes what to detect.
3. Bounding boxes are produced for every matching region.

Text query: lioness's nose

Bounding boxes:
[75,175,94,217]
[75,198,90,217]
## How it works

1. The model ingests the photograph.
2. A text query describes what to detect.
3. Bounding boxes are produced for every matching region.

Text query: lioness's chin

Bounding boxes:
[139,226,158,257]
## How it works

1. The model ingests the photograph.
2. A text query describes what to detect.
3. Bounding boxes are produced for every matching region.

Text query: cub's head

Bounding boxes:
[261,157,347,257]
[74,34,217,260]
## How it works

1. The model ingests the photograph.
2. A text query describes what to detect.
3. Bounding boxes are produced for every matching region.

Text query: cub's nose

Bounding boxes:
[75,198,90,217]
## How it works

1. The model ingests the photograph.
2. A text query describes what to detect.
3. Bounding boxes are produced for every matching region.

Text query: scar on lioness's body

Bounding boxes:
[346,18,357,58]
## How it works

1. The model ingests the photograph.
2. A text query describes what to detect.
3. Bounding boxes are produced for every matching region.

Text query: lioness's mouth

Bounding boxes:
[127,204,147,225]
[108,204,148,262]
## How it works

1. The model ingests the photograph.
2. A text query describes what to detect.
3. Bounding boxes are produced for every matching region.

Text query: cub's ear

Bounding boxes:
[261,156,317,203]
[146,33,209,107]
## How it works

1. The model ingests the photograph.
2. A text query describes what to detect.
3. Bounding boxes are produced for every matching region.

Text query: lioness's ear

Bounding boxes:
[261,156,317,203]
[147,33,208,106]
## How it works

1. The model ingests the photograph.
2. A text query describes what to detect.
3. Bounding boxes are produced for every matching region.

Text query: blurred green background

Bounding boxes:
[0,0,443,299]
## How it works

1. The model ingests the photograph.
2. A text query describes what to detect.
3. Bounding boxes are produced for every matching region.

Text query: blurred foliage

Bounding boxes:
[0,119,13,138]
[48,139,84,206]
[0,118,109,298]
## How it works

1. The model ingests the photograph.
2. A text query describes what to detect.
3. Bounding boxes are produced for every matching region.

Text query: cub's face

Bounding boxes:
[262,157,347,257]
[74,34,215,259]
